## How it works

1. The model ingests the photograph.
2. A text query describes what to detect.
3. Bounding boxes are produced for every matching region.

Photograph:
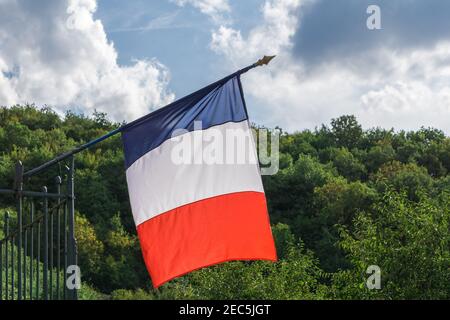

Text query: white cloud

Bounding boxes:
[0,0,174,122]
[359,44,450,130]
[172,0,231,24]
[206,0,450,133]
[210,0,302,66]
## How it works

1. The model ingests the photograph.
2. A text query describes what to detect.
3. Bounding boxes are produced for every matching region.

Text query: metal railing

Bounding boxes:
[0,157,78,300]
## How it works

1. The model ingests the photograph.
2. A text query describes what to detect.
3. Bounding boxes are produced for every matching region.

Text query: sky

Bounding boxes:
[1,0,450,133]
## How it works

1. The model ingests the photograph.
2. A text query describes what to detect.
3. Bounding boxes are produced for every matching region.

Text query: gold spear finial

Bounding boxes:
[255,55,276,67]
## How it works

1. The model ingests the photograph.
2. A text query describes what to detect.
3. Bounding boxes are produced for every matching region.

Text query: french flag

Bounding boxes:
[122,71,277,288]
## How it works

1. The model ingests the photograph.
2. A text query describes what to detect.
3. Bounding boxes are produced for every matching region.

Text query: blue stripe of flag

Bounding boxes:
[121,75,248,169]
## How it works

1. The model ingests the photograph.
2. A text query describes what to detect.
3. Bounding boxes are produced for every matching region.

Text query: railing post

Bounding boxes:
[66,157,78,300]
[15,161,24,300]
[63,200,67,300]
[0,240,2,300]
[4,212,9,300]
[0,241,2,300]
[23,227,27,299]
[43,186,49,300]
[50,196,54,300]
[29,201,34,300]
[55,176,62,300]
[36,219,40,300]
[11,236,14,300]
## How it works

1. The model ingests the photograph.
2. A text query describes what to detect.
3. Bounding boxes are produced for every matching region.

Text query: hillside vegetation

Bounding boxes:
[0,105,448,299]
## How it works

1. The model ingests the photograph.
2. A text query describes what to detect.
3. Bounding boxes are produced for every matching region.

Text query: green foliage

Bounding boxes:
[76,213,104,280]
[365,142,397,173]
[78,283,107,300]
[110,288,154,300]
[1,108,448,300]
[330,115,363,149]
[321,147,367,181]
[335,191,449,299]
[371,161,433,200]
[313,178,378,271]
[0,234,71,300]
[111,224,329,300]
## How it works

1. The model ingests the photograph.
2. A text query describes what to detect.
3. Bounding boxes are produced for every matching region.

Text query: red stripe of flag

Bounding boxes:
[137,191,277,288]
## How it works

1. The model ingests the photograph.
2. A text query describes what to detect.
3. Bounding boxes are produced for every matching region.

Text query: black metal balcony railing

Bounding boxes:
[0,158,78,300]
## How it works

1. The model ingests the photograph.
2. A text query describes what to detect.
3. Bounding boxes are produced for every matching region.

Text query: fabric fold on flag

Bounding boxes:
[122,74,277,288]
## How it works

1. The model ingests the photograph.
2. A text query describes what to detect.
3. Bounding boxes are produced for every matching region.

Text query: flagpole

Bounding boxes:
[23,55,276,178]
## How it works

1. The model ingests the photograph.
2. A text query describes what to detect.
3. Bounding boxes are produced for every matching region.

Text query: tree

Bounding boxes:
[331,115,363,149]
[371,161,432,201]
[76,214,104,282]
[313,178,378,271]
[325,147,367,181]
[365,142,396,173]
[1,106,448,300]
[264,154,335,237]
[335,190,449,299]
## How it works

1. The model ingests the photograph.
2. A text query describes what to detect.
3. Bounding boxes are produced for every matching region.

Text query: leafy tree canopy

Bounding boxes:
[0,105,448,299]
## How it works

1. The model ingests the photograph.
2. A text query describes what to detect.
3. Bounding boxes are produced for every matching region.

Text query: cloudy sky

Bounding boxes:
[1,0,450,133]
